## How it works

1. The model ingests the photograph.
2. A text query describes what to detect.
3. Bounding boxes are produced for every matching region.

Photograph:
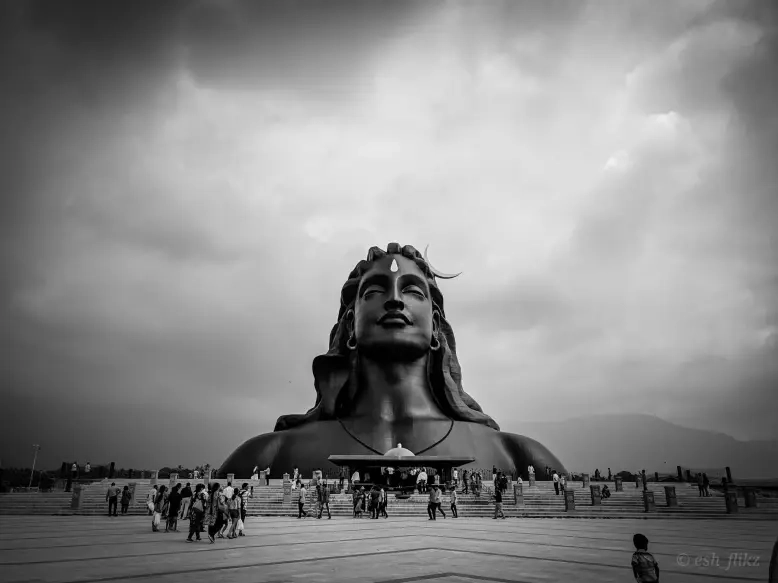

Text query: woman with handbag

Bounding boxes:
[226,490,241,539]
[186,484,207,542]
[151,485,167,532]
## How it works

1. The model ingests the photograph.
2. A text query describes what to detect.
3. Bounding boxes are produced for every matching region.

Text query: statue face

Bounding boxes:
[352,254,438,359]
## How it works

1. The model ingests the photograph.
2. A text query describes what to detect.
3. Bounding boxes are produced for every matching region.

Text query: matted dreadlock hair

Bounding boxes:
[274,243,499,431]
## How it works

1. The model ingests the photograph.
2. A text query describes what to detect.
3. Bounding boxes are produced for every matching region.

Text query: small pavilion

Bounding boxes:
[328,443,474,491]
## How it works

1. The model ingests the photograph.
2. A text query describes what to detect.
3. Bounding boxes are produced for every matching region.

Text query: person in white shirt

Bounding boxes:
[146,485,158,515]
[552,471,560,495]
[351,470,360,489]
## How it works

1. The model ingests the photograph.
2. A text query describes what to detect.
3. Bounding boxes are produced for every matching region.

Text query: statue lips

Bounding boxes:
[377,312,411,327]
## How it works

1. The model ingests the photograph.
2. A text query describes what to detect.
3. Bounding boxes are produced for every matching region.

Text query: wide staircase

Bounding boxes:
[2,479,777,519]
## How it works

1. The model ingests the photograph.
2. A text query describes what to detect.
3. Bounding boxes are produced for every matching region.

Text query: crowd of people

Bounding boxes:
[136,481,252,542]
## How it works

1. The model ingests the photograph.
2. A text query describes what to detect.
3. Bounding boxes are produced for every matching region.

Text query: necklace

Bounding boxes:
[336,417,455,455]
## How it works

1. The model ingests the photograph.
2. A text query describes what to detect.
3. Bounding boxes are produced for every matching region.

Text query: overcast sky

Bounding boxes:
[2,0,777,471]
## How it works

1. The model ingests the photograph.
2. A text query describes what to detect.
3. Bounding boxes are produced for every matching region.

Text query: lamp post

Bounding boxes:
[28,444,41,489]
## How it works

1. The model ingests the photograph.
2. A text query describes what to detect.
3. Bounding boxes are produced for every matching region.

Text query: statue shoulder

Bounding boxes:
[498,431,567,473]
[217,430,288,477]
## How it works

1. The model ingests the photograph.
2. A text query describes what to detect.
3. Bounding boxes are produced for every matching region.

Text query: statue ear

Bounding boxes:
[432,309,441,336]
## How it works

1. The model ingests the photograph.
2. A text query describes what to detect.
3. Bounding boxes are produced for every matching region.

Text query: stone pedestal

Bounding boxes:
[725,466,732,483]
[128,482,137,505]
[150,471,158,486]
[528,472,535,487]
[664,486,678,507]
[643,490,656,512]
[70,484,83,510]
[654,472,659,482]
[168,473,178,488]
[614,477,623,492]
[725,491,738,514]
[590,485,602,506]
[227,473,235,484]
[582,473,590,488]
[513,483,524,505]
[677,466,683,480]
[283,473,291,504]
[564,489,575,511]
[686,469,692,481]
[259,471,266,485]
[743,488,758,508]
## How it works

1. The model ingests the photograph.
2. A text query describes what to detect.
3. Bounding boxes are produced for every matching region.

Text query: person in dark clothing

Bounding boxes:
[492,486,505,519]
[166,484,182,532]
[702,473,710,497]
[461,469,469,494]
[186,484,207,542]
[120,486,132,514]
[317,481,332,519]
[370,486,381,519]
[179,483,193,519]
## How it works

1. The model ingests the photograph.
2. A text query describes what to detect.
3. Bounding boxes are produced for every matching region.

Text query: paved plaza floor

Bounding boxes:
[0,515,775,582]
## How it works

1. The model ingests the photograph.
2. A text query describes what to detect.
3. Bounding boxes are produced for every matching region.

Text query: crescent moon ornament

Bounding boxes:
[423,245,462,279]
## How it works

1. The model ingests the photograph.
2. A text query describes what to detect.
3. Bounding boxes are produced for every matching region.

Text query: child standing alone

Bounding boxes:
[631,533,659,582]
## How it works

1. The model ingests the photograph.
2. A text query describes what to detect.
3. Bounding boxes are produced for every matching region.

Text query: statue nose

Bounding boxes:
[384,295,404,311]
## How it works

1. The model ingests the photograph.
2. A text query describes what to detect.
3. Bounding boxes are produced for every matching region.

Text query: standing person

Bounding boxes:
[434,486,446,518]
[351,468,360,490]
[105,482,120,517]
[631,533,659,582]
[292,466,299,489]
[297,480,308,519]
[417,468,428,494]
[179,483,193,519]
[492,465,497,482]
[462,469,469,494]
[378,486,388,518]
[560,474,567,493]
[450,487,458,518]
[71,462,78,481]
[492,485,505,519]
[166,484,182,532]
[697,473,704,496]
[369,486,380,519]
[251,466,259,480]
[264,467,270,486]
[220,482,235,537]
[702,473,710,497]
[120,485,132,515]
[186,484,207,542]
[339,467,346,491]
[85,462,91,475]
[146,484,158,515]
[152,485,167,532]
[318,480,332,519]
[352,487,362,518]
[427,486,437,520]
[552,470,560,495]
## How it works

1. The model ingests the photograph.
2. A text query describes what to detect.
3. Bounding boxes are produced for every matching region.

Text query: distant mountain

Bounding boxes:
[515,414,778,479]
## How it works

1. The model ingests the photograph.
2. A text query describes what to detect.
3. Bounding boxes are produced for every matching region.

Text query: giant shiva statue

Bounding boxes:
[217,243,565,477]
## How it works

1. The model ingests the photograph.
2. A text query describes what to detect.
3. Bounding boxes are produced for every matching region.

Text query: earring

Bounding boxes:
[430,336,441,351]
[347,334,357,350]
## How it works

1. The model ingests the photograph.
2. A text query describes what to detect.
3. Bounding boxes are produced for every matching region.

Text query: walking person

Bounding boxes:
[462,469,469,494]
[417,468,428,494]
[297,480,308,518]
[205,482,225,543]
[317,480,332,519]
[146,484,158,515]
[370,485,380,519]
[702,473,710,497]
[450,486,458,518]
[378,486,388,518]
[492,485,506,519]
[552,470,560,495]
[105,482,120,517]
[226,490,241,539]
[427,486,437,520]
[120,485,132,515]
[165,484,182,532]
[186,484,207,542]
[631,533,660,582]
[353,486,364,518]
[152,485,167,532]
[238,483,252,535]
[179,483,193,519]
[697,473,704,496]
[434,486,446,518]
